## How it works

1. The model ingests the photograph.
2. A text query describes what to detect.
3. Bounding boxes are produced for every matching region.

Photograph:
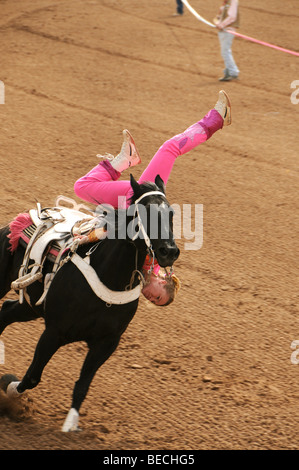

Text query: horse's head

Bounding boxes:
[129,174,180,268]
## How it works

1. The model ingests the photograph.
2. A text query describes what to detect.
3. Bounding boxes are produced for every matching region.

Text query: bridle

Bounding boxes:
[130,190,168,283]
[131,190,167,249]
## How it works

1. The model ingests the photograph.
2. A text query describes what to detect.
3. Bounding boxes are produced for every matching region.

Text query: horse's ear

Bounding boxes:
[155,174,166,194]
[130,174,142,198]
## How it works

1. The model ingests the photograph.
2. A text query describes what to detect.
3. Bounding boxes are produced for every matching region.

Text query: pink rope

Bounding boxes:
[229,30,299,57]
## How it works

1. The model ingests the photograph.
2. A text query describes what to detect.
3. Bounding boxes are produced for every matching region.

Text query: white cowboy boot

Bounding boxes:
[109,129,141,173]
[214,90,232,126]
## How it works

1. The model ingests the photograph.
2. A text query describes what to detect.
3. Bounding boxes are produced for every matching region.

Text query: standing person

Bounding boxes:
[214,0,240,81]
[175,0,184,16]
[74,91,232,306]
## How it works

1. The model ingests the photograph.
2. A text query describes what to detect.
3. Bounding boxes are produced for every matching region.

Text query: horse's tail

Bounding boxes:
[7,213,32,252]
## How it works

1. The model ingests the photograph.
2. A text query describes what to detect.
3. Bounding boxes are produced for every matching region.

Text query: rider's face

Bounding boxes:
[142,275,169,306]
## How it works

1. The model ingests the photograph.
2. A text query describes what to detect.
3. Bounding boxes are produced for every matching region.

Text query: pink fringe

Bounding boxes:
[8,213,33,252]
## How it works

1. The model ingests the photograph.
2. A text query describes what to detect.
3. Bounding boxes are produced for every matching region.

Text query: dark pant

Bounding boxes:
[176,0,184,14]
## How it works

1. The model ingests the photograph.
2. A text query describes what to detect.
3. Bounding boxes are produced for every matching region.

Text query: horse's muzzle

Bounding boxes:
[156,244,180,267]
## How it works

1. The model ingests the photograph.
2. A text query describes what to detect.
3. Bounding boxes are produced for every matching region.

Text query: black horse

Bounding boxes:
[0,174,179,431]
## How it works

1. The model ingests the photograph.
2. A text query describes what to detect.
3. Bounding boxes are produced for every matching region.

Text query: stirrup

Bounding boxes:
[11,271,43,290]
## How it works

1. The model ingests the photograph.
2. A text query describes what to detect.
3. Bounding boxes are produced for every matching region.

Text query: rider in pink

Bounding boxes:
[74,91,231,306]
[74,109,224,209]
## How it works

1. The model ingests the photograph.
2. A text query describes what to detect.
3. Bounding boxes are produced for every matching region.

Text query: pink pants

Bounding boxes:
[74,109,223,208]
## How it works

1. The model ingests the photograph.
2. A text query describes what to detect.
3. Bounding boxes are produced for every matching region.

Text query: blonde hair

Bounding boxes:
[158,270,181,307]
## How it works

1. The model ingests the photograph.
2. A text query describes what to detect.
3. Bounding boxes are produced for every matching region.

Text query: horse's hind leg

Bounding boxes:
[0,300,39,335]
[7,327,62,396]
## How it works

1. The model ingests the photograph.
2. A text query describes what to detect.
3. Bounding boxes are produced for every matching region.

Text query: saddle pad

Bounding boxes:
[29,227,70,264]
[21,224,61,258]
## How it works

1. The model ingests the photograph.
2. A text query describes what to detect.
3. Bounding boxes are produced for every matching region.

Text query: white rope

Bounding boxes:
[181,0,216,28]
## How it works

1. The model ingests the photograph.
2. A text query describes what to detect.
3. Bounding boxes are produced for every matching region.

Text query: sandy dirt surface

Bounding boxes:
[0,0,298,451]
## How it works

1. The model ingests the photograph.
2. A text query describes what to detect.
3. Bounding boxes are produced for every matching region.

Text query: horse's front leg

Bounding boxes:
[62,335,121,432]
[5,326,62,396]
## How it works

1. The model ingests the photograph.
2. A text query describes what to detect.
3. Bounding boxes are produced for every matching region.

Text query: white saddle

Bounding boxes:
[12,199,97,298]
[28,207,95,266]
[29,207,94,233]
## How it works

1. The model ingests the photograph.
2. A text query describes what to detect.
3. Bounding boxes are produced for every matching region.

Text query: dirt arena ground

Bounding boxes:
[0,0,298,451]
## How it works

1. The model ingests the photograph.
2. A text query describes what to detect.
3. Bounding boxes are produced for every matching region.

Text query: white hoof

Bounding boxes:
[62,408,80,432]
[6,381,21,397]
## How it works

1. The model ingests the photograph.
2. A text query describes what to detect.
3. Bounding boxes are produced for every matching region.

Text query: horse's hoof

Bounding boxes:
[61,408,80,432]
[0,374,20,393]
